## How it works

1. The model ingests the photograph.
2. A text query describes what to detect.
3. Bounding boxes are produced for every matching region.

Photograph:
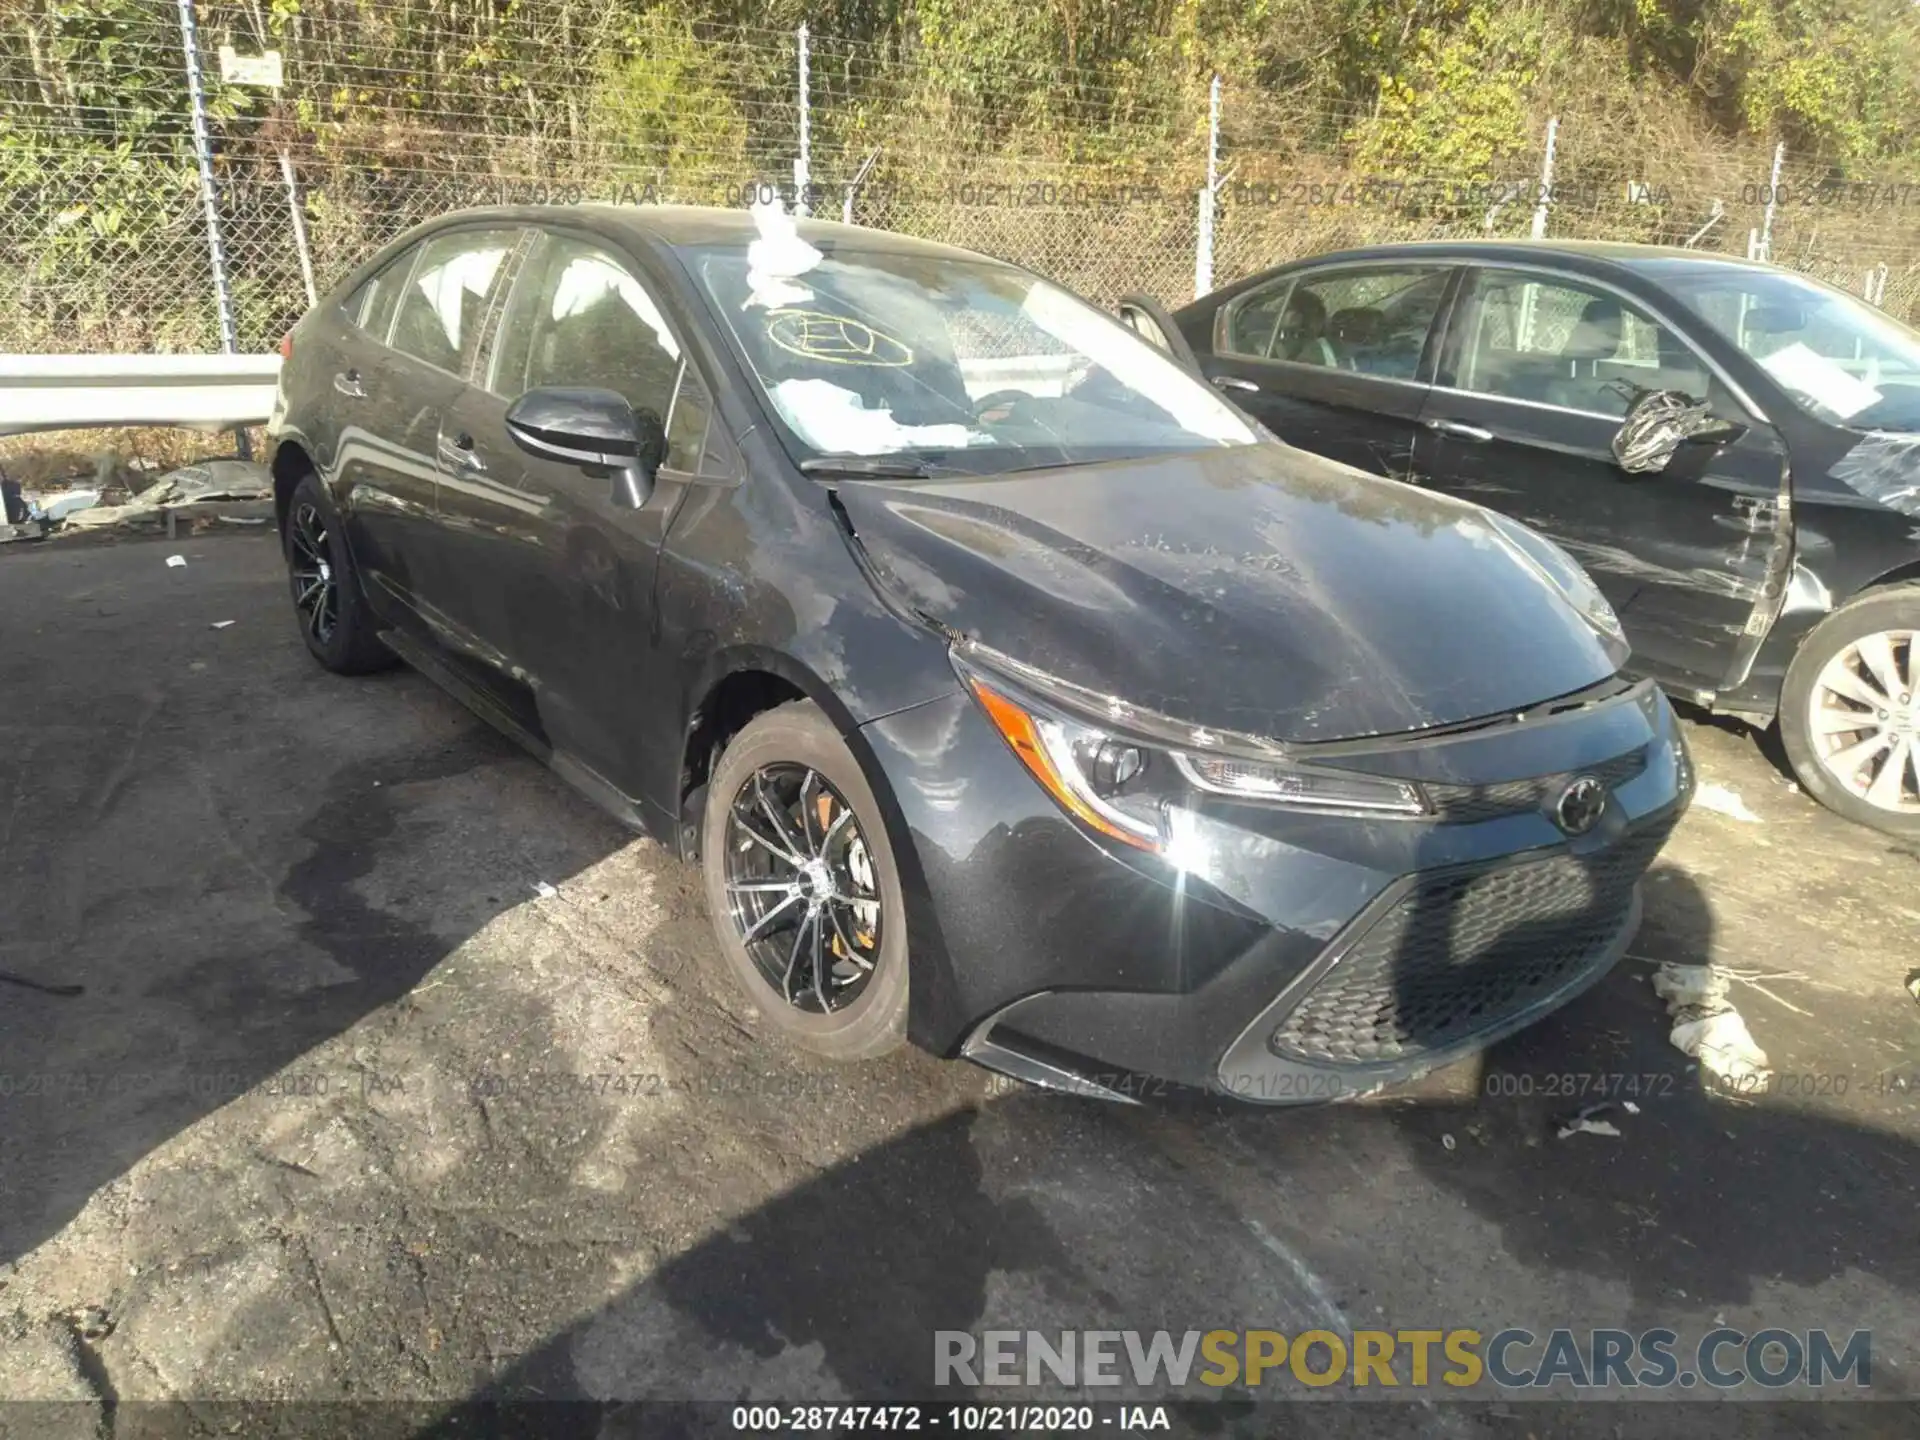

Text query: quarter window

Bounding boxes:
[490,233,686,453]
[389,229,518,376]
[1454,269,1712,417]
[344,250,412,342]
[1224,267,1449,379]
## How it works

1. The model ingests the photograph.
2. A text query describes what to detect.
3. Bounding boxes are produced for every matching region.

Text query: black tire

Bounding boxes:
[700,700,908,1061]
[1778,586,1920,838]
[281,471,395,675]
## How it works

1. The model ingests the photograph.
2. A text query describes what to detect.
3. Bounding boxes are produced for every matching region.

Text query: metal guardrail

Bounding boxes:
[0,354,279,437]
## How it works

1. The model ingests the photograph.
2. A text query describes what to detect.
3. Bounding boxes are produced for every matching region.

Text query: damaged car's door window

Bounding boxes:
[1454,269,1710,418]
[686,242,1257,473]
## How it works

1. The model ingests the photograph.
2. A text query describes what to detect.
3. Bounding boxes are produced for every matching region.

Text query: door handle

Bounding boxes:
[1212,375,1259,393]
[1426,418,1494,443]
[436,432,488,474]
[332,369,366,399]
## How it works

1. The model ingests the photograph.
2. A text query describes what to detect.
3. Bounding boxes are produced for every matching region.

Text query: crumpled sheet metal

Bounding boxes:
[1610,390,1740,474]
[64,459,272,530]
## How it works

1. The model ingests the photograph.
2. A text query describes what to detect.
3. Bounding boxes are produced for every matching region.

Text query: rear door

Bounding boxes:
[440,227,712,797]
[320,242,440,618]
[366,225,522,638]
[1417,264,1790,693]
[1196,263,1457,479]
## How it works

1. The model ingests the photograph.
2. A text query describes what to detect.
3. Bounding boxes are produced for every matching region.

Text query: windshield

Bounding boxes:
[1657,264,1920,431]
[684,241,1258,474]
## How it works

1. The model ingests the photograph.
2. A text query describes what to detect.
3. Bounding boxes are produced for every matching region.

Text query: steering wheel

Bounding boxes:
[973,389,1033,422]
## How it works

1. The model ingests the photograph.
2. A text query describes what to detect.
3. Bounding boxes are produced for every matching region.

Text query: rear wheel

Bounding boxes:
[700,701,908,1060]
[1779,587,1920,837]
[282,472,394,675]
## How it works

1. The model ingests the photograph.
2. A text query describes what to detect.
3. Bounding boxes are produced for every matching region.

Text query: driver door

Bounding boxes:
[443,228,710,799]
[1416,264,1790,695]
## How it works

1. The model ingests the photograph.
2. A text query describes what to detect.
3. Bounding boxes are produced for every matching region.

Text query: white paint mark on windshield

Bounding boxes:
[770,377,988,453]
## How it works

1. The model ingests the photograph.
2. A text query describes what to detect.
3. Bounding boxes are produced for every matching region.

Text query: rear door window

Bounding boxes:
[1224,267,1450,379]
[389,228,519,377]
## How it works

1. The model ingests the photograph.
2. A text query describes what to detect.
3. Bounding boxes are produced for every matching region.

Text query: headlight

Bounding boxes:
[953,646,1428,854]
[1172,752,1425,813]
[1486,514,1624,644]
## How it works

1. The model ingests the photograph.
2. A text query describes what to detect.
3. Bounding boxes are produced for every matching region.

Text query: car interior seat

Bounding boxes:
[1327,307,1385,372]
[1544,296,1623,411]
[540,293,678,420]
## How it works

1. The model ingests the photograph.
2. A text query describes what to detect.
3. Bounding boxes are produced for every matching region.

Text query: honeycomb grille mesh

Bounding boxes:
[1270,819,1673,1066]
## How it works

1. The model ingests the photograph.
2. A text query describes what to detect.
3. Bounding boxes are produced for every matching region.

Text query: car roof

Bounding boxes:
[1256,237,1783,277]
[425,202,997,263]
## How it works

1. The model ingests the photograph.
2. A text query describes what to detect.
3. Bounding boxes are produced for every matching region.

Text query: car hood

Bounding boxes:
[835,444,1626,744]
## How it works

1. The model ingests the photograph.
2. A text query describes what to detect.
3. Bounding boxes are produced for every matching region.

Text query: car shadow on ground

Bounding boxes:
[0,536,636,1268]
[425,862,1915,1438]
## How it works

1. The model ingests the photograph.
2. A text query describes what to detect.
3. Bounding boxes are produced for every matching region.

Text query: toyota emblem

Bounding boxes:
[1553,776,1608,836]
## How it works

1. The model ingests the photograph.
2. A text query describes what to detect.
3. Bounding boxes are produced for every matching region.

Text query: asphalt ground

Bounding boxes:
[1,530,1916,1438]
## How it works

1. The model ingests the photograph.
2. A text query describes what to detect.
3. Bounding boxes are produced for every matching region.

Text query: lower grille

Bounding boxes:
[1270,818,1675,1066]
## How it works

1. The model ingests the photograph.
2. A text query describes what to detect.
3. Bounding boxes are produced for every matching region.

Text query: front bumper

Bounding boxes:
[857,677,1692,1104]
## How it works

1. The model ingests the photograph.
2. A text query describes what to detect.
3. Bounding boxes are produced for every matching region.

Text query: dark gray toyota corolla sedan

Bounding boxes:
[268,204,1692,1104]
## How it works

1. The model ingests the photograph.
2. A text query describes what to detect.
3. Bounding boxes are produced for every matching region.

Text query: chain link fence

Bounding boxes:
[3,1,1917,358]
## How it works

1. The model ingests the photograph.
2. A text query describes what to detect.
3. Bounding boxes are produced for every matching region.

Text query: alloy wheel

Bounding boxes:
[721,763,884,1013]
[288,501,338,646]
[1806,628,1920,815]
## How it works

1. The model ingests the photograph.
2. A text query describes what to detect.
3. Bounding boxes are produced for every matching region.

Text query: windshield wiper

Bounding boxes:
[798,454,946,480]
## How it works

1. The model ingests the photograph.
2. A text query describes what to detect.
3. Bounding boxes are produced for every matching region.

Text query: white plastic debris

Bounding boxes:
[1670,1010,1772,1088]
[26,488,102,521]
[1441,1133,1456,1151]
[210,619,235,630]
[1651,963,1729,1010]
[533,880,559,899]
[1654,961,1772,1088]
[1554,1099,1627,1140]
[1692,782,1761,823]
[165,554,187,568]
[743,197,822,309]
[1557,1115,1622,1140]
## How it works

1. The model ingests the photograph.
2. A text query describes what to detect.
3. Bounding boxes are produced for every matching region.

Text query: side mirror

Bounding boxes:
[505,386,667,508]
[1114,291,1203,375]
[1611,389,1745,475]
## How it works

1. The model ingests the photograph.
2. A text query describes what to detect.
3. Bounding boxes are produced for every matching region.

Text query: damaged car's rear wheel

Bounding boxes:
[701,701,908,1060]
[283,472,394,675]
[1780,587,1920,837]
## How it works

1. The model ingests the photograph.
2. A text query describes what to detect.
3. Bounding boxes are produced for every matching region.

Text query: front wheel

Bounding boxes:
[700,701,909,1060]
[1778,587,1920,837]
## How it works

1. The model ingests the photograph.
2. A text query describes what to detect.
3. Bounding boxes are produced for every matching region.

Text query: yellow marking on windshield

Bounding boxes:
[768,309,914,367]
